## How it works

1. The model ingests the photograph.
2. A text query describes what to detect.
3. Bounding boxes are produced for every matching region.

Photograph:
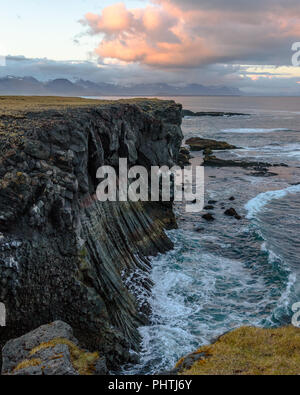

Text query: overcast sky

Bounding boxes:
[1,0,300,94]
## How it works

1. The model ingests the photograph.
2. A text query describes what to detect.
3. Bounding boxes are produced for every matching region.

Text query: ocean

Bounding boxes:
[97,96,300,374]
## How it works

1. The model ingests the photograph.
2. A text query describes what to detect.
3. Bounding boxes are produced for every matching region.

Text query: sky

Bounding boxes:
[1,0,300,95]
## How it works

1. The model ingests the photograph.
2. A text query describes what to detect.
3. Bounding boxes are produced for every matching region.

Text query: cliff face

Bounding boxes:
[0,97,183,369]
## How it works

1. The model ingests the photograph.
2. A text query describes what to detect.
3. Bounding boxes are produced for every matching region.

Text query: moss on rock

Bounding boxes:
[29,337,99,375]
[13,358,42,373]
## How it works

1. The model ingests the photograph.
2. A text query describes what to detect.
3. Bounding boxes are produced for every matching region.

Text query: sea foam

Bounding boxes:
[245,184,300,219]
[221,128,290,134]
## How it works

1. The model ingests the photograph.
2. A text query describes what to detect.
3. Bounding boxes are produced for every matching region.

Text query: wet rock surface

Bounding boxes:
[224,208,242,220]
[202,213,215,222]
[182,110,249,117]
[186,137,237,152]
[0,98,183,370]
[203,149,288,174]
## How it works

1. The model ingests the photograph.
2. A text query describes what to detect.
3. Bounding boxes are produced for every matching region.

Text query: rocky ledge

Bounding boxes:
[186,137,237,152]
[0,97,183,371]
[203,148,288,175]
[182,109,249,117]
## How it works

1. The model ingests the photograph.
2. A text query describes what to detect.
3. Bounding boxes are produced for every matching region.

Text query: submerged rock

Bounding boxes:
[202,213,215,222]
[224,208,242,220]
[186,137,237,152]
[177,146,192,167]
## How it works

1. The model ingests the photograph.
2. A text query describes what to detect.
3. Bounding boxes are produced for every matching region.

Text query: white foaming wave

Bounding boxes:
[221,128,290,134]
[245,184,300,219]
[126,228,296,374]
[276,272,297,309]
[236,143,300,153]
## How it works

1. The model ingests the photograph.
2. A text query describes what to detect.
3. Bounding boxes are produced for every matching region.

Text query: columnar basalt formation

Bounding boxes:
[0,97,183,370]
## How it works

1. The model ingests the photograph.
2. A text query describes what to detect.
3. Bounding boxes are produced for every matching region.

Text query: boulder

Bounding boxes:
[224,208,241,220]
[1,321,107,375]
[0,97,183,370]
[202,213,215,222]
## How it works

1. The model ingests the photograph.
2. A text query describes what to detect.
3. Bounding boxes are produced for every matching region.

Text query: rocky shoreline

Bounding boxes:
[1,98,298,376]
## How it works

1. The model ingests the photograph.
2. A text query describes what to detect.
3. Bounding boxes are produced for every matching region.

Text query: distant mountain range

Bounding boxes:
[0,76,242,96]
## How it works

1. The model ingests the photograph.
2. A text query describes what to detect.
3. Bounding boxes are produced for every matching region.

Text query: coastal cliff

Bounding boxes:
[0,97,183,370]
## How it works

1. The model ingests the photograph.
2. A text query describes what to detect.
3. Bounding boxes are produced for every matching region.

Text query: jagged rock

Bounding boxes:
[204,205,214,210]
[224,208,241,220]
[177,147,191,167]
[2,321,107,375]
[251,170,278,177]
[202,213,215,222]
[203,150,287,171]
[208,200,217,205]
[186,137,237,152]
[182,110,249,117]
[0,97,183,370]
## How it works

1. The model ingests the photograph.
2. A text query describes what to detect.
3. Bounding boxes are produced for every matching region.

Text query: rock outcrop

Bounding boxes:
[2,321,107,375]
[186,137,237,152]
[203,149,287,173]
[182,109,249,117]
[0,97,183,370]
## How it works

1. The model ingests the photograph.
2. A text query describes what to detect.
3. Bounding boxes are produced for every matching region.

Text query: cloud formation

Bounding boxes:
[82,0,300,68]
[2,55,300,95]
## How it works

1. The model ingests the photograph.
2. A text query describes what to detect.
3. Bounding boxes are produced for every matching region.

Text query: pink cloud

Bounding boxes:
[82,0,300,68]
[84,3,132,34]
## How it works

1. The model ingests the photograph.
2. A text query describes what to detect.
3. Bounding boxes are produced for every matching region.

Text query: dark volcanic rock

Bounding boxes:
[2,321,107,375]
[177,146,191,167]
[203,154,271,168]
[224,208,241,220]
[202,213,215,222]
[186,137,237,152]
[208,200,217,205]
[203,151,287,171]
[251,170,278,177]
[204,205,214,210]
[195,227,205,233]
[182,110,249,117]
[0,98,183,370]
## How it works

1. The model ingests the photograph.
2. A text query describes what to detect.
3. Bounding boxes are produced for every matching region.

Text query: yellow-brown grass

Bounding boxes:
[0,96,164,115]
[178,326,300,375]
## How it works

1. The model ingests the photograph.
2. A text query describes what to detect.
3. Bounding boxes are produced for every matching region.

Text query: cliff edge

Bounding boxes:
[0,97,183,370]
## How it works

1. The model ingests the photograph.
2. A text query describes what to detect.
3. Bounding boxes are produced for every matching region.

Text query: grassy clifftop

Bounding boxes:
[0,96,169,115]
[0,96,181,157]
[176,326,300,375]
